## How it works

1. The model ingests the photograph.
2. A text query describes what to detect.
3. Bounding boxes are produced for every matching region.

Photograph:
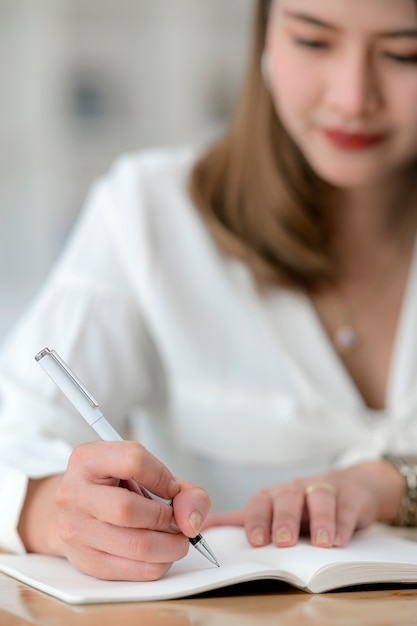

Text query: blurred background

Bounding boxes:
[0,0,253,339]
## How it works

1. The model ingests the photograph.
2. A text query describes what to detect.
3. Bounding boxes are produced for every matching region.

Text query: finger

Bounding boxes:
[171,480,211,538]
[60,482,179,533]
[244,491,273,547]
[67,545,174,582]
[271,484,305,547]
[306,484,337,547]
[333,490,364,547]
[60,515,189,564]
[203,510,246,529]
[70,441,180,502]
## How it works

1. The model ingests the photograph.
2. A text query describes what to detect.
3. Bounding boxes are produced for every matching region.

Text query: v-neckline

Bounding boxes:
[303,233,417,413]
[385,233,417,409]
[260,233,417,416]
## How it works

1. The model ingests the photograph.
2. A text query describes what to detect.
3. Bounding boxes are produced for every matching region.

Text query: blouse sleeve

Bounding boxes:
[0,160,163,552]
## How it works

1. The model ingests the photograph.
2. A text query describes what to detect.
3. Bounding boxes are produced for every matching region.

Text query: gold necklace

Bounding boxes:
[329,187,417,357]
[333,307,359,356]
[331,242,410,357]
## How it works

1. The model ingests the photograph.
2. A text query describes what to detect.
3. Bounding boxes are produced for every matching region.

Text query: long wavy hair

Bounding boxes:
[189,0,417,291]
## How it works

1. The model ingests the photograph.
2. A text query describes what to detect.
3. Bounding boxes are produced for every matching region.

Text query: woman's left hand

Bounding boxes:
[204,460,404,548]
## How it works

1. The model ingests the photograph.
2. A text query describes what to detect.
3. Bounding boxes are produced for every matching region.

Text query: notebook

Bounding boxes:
[1,525,417,604]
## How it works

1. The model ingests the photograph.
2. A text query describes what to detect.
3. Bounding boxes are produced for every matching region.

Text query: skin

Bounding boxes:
[18,0,417,576]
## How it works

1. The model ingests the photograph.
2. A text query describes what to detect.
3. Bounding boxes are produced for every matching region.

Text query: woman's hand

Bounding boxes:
[18,441,211,581]
[205,460,405,548]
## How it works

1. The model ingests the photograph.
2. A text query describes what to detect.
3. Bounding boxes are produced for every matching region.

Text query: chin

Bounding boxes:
[316,172,379,189]
[306,158,392,190]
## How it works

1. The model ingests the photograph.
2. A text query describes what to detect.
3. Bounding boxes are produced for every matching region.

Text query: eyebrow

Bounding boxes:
[283,10,417,39]
[283,10,338,31]
[380,29,417,40]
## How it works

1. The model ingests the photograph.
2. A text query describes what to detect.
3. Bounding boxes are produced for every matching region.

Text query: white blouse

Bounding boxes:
[1,146,417,553]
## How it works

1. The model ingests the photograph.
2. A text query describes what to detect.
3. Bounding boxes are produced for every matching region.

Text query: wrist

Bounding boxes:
[18,475,64,555]
[382,455,417,526]
[349,460,405,522]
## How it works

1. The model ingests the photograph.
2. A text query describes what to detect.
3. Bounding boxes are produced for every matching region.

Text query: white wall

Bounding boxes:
[0,0,253,338]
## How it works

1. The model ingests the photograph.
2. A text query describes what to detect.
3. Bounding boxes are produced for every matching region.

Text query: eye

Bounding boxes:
[384,52,417,64]
[293,38,329,50]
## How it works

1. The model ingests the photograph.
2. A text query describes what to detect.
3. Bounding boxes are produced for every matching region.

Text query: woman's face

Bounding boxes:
[265,0,417,190]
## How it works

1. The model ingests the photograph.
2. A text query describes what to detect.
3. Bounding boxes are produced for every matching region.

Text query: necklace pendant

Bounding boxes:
[333,324,358,356]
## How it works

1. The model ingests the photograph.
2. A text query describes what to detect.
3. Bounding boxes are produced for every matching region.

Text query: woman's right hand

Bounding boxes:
[18,440,211,581]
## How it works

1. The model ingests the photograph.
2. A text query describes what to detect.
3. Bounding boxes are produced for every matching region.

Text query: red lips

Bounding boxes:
[323,129,384,150]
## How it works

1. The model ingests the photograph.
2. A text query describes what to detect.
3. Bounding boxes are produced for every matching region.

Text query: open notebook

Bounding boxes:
[1,526,417,604]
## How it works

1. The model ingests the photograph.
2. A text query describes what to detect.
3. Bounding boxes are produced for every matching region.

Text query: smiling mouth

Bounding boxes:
[322,129,385,150]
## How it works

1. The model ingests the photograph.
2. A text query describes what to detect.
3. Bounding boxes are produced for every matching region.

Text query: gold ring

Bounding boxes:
[305,481,336,496]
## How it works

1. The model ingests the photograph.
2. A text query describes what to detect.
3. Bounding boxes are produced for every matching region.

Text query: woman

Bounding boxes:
[1,0,417,581]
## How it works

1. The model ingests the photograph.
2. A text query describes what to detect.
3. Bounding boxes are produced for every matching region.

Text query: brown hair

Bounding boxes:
[189,0,333,292]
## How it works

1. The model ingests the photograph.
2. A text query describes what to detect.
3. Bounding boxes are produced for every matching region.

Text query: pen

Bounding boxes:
[34,347,220,568]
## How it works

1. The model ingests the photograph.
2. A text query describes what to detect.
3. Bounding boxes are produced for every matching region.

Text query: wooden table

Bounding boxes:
[2,570,417,626]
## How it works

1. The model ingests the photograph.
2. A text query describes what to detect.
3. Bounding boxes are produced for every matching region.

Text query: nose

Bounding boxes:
[325,47,381,120]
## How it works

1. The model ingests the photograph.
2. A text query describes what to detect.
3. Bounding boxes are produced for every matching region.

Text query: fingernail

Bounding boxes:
[275,527,292,545]
[334,535,342,547]
[169,479,180,497]
[251,527,265,546]
[315,529,330,545]
[189,511,203,535]
[170,519,181,533]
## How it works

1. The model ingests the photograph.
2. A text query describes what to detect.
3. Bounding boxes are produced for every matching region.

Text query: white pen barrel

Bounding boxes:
[37,351,104,427]
[92,415,123,441]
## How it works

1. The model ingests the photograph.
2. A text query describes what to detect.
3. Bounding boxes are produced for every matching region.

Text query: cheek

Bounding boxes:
[398,91,417,132]
[270,57,317,121]
[267,45,318,118]
[391,82,417,149]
